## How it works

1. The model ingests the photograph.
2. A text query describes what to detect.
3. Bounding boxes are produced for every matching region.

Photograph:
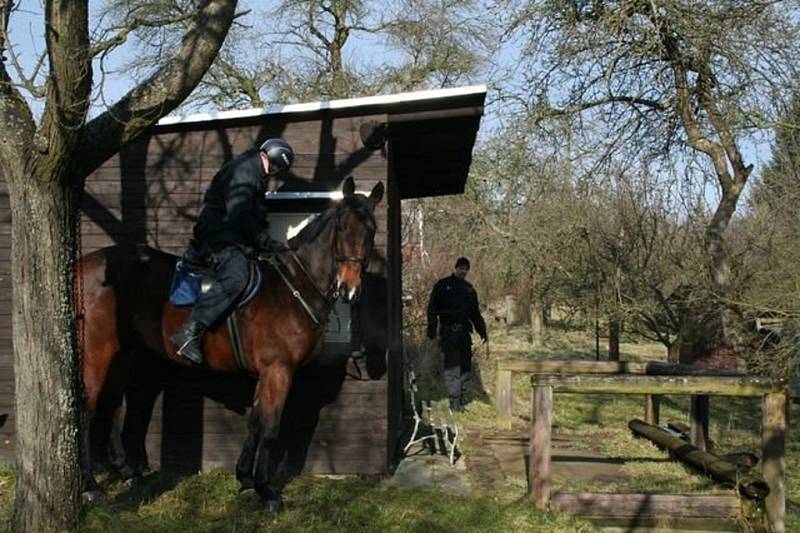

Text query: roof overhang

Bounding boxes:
[154,85,487,199]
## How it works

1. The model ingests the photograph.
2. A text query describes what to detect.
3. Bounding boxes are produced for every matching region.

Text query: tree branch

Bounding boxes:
[536,94,669,122]
[33,0,93,181]
[0,0,36,171]
[90,11,197,58]
[74,0,237,181]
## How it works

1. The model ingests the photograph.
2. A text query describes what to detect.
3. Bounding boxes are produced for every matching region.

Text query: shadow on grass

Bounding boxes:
[80,471,591,532]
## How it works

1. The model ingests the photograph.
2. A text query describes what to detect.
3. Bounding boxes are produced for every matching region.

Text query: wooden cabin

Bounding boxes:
[0,85,486,475]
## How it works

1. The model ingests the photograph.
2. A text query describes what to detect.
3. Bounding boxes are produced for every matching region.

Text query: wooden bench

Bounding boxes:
[528,374,790,532]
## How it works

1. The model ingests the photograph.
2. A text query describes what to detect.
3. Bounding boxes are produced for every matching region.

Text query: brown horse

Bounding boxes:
[78,177,383,507]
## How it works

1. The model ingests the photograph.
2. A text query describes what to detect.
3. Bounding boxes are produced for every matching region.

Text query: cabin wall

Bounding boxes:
[0,112,394,475]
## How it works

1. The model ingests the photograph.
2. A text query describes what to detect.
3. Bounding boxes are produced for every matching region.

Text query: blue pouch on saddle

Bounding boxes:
[169,260,203,306]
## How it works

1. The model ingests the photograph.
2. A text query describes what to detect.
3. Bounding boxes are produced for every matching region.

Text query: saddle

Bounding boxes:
[168,252,262,309]
[168,255,263,373]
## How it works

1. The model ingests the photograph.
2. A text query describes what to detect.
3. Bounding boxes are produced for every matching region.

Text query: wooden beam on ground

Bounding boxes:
[763,392,788,533]
[551,492,741,531]
[529,385,552,508]
[531,374,788,397]
[690,395,710,451]
[551,492,740,516]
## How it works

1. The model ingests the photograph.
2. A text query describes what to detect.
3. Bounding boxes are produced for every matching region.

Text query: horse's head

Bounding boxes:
[333,177,383,302]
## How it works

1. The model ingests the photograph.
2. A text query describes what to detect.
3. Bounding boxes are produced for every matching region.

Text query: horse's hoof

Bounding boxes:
[117,465,135,480]
[264,497,283,512]
[123,475,142,489]
[81,490,103,505]
[238,488,259,501]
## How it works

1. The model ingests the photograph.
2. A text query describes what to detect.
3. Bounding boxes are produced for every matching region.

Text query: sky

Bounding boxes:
[5,0,776,189]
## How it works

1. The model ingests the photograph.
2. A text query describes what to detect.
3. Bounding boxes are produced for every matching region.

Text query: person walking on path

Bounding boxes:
[426,257,487,411]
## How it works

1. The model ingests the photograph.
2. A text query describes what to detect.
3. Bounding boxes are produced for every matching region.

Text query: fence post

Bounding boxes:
[529,384,553,508]
[690,395,710,451]
[763,392,787,533]
[644,394,661,425]
[497,366,513,419]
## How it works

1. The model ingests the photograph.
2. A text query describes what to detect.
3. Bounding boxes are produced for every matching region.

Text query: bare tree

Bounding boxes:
[118,0,494,109]
[503,0,800,360]
[0,1,237,530]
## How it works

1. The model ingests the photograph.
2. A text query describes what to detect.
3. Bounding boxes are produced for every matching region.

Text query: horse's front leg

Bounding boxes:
[236,364,293,510]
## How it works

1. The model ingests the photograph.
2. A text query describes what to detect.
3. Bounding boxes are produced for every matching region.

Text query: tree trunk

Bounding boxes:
[529,302,544,347]
[667,339,680,364]
[608,319,620,361]
[704,188,742,360]
[505,294,517,327]
[8,173,82,532]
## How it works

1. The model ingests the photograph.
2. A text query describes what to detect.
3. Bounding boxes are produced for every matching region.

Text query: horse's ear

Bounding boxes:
[369,181,384,207]
[342,176,356,199]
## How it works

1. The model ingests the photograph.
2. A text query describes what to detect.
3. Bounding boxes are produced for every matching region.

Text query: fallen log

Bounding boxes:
[667,421,690,437]
[721,452,759,471]
[628,418,769,500]
[667,420,716,449]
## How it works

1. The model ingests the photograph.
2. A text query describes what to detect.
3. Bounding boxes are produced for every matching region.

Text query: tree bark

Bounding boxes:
[8,174,82,532]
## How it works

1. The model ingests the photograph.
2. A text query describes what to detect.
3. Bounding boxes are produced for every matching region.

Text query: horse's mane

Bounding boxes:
[287,204,336,248]
[286,195,375,250]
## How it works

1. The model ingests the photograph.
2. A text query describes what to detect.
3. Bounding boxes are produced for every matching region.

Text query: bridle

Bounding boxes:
[268,203,373,325]
[331,206,373,271]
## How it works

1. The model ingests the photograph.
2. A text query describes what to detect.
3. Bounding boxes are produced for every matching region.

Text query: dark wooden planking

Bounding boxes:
[96,116,384,170]
[550,492,740,517]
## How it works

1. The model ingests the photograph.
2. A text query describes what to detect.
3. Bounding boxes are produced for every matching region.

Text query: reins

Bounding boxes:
[266,255,324,326]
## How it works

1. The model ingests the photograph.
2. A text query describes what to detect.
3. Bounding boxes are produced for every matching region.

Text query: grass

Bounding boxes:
[0,324,795,531]
[0,468,593,532]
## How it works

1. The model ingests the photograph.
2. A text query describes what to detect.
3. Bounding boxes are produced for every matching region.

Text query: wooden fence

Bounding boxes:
[496,359,740,448]
[528,374,790,532]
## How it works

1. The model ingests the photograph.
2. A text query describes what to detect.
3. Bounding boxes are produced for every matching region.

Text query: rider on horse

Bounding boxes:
[171,138,295,364]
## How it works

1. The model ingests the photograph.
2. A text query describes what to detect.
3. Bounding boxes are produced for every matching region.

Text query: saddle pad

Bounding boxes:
[168,261,202,306]
[168,260,263,308]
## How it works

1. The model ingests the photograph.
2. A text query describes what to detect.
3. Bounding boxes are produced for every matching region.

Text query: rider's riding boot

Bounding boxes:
[171,320,206,365]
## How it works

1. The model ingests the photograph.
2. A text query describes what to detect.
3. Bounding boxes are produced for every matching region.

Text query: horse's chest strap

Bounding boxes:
[268,257,321,325]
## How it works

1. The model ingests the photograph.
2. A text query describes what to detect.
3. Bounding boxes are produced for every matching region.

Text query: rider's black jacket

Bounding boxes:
[426,274,487,340]
[193,149,270,250]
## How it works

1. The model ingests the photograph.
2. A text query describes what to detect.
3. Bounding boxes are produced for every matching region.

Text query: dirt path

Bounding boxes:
[466,429,627,488]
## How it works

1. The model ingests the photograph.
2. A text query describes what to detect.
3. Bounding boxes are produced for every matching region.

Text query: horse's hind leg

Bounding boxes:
[236,408,261,495]
[237,364,293,510]
[121,351,173,478]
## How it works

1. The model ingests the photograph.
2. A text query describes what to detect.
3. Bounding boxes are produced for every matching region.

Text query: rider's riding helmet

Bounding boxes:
[259,138,295,176]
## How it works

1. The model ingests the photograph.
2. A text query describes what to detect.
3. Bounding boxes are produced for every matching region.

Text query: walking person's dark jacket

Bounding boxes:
[426,274,487,343]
